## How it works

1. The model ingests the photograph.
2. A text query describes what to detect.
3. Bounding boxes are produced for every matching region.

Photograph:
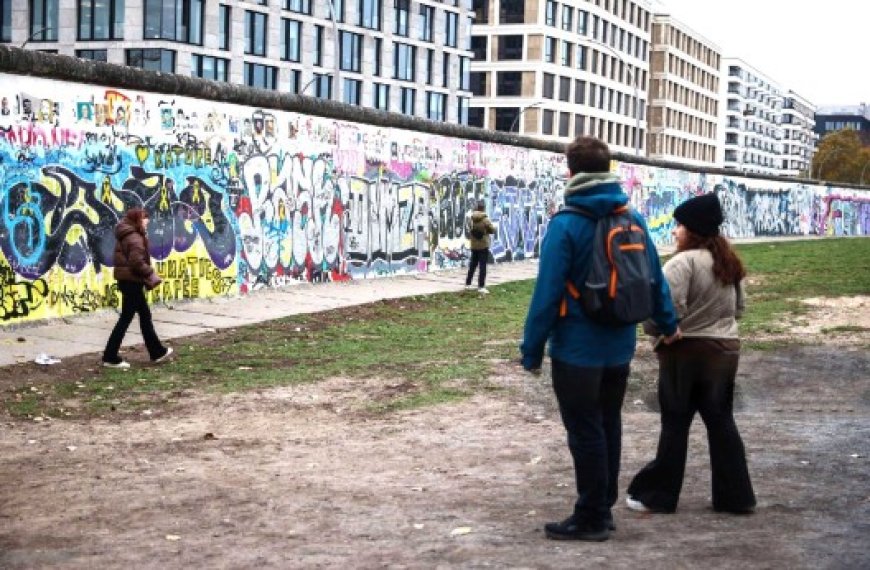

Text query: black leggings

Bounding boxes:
[103,280,165,361]
[465,248,488,287]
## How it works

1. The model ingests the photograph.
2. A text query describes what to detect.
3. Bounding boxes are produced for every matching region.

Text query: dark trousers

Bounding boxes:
[551,359,629,527]
[465,248,488,288]
[627,340,756,513]
[103,280,165,361]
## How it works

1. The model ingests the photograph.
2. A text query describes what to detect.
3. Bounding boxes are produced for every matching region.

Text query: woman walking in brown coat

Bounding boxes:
[102,208,173,368]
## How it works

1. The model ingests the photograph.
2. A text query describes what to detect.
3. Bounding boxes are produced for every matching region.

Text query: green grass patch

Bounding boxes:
[4,238,868,420]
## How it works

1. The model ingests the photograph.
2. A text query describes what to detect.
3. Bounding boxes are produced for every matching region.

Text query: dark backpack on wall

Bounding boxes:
[559,205,654,326]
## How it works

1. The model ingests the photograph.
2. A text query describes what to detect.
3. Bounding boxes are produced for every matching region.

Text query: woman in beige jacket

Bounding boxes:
[626,193,756,515]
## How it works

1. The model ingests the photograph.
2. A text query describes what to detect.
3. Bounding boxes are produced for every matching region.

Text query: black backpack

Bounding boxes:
[558,205,654,326]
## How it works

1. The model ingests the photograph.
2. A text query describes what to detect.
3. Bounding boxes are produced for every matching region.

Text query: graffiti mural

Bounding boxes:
[0,73,868,326]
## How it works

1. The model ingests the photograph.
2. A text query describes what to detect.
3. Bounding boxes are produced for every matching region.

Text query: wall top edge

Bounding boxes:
[1,46,867,191]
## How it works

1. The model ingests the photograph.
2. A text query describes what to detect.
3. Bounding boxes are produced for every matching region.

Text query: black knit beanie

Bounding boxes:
[673,193,723,237]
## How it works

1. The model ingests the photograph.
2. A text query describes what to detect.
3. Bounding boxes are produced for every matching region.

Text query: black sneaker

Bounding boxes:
[544,515,610,542]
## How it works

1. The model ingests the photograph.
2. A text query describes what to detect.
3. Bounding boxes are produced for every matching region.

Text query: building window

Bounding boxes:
[331,0,344,21]
[281,19,302,61]
[459,56,470,91]
[313,73,332,98]
[542,110,554,135]
[245,11,267,56]
[445,10,459,48]
[76,49,107,61]
[143,0,204,44]
[218,4,230,50]
[1,0,10,42]
[561,5,573,31]
[358,0,381,30]
[373,83,390,111]
[78,0,124,40]
[427,91,447,121]
[559,112,570,137]
[340,31,362,72]
[544,37,556,63]
[470,36,487,60]
[313,24,323,66]
[344,78,362,105]
[499,0,524,24]
[574,114,585,136]
[559,76,570,102]
[126,48,176,72]
[497,71,521,96]
[30,0,60,41]
[577,10,587,34]
[374,37,382,76]
[284,0,310,14]
[457,96,469,125]
[576,45,586,70]
[289,69,302,93]
[495,108,519,132]
[545,1,556,26]
[425,48,434,84]
[244,62,277,89]
[560,41,571,66]
[470,72,487,96]
[394,42,416,81]
[419,4,434,42]
[394,0,409,36]
[472,0,488,25]
[542,73,554,99]
[400,87,415,115]
[497,35,523,60]
[191,54,229,82]
[468,107,484,128]
[442,53,450,88]
[574,79,586,104]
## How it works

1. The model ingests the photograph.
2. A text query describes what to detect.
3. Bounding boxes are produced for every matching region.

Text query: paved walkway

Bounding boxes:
[0,261,540,367]
[0,235,830,368]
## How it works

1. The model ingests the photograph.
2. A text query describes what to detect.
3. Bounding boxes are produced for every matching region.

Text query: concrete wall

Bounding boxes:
[0,48,868,327]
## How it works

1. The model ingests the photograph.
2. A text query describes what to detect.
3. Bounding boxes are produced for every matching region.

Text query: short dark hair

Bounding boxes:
[476,200,485,211]
[565,136,610,174]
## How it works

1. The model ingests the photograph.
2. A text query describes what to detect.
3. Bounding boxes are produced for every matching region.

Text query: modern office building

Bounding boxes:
[469,0,654,156]
[719,57,784,176]
[814,104,870,145]
[647,12,720,166]
[780,91,816,177]
[0,0,474,124]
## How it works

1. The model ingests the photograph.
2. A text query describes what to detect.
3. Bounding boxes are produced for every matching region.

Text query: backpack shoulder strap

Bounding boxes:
[556,205,595,219]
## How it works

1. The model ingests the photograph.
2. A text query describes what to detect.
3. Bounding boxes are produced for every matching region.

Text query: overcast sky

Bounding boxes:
[652,0,869,107]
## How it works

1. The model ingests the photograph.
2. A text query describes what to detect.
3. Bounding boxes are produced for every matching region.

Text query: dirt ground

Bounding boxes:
[1,300,869,569]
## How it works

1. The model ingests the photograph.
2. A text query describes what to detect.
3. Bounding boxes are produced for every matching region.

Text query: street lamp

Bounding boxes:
[577,38,642,156]
[509,101,545,134]
[21,27,54,49]
[326,1,342,104]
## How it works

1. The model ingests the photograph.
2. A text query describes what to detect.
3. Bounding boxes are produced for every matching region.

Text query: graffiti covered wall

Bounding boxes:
[1,73,868,326]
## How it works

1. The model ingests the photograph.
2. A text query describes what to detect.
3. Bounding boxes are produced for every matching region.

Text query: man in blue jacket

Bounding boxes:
[520,136,680,541]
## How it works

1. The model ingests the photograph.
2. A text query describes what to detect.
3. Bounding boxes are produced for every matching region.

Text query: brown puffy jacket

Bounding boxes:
[112,218,156,283]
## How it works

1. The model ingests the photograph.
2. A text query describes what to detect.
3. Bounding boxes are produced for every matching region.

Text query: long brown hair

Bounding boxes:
[124,208,149,233]
[678,231,746,285]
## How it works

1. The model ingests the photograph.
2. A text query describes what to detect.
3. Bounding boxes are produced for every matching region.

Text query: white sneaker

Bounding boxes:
[152,346,174,364]
[102,360,131,369]
[464,285,476,290]
[478,287,490,294]
[625,497,651,513]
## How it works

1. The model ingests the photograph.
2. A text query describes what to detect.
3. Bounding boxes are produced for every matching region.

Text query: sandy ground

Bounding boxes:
[1,301,868,569]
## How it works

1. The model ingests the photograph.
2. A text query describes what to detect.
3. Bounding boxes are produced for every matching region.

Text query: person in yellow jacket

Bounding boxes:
[465,200,496,294]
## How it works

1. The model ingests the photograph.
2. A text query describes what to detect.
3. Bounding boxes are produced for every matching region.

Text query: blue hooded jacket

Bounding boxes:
[520,172,678,369]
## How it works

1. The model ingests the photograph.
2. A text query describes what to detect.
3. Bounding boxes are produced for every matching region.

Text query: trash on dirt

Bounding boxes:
[850,453,862,458]
[165,535,181,541]
[141,409,152,416]
[66,446,77,452]
[450,527,472,536]
[633,399,644,406]
[203,432,217,440]
[413,524,425,530]
[238,366,253,370]
[17,337,26,342]
[35,353,61,365]
[528,456,542,465]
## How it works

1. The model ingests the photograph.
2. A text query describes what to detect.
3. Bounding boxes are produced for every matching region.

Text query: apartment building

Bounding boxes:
[469,0,654,155]
[720,57,784,176]
[647,13,720,167]
[1,0,474,124]
[814,104,870,145]
[780,92,816,177]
